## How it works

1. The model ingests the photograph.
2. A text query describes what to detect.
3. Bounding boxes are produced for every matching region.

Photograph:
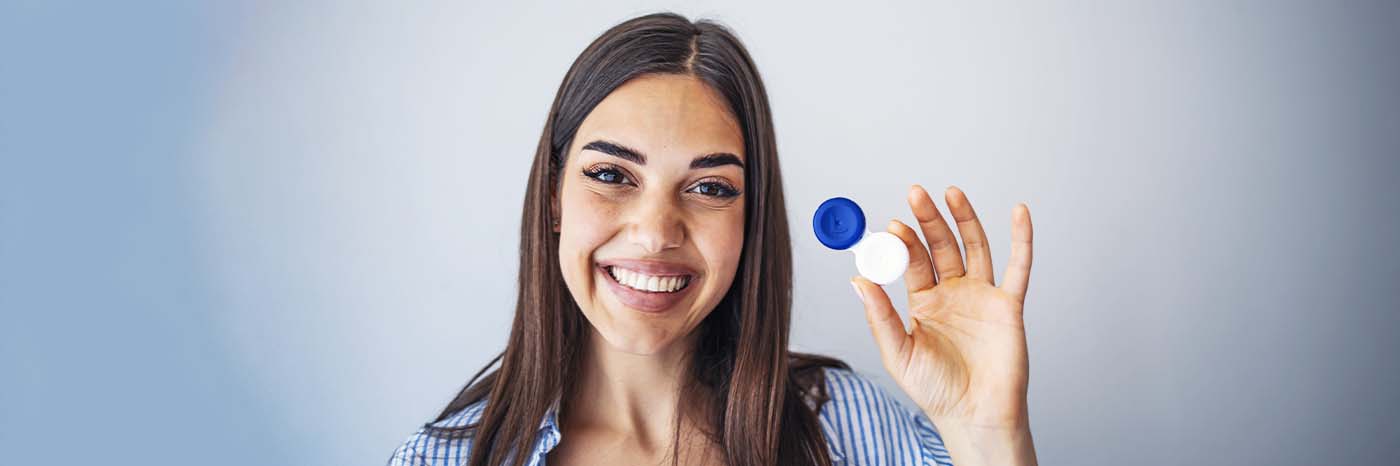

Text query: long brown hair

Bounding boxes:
[425,12,847,466]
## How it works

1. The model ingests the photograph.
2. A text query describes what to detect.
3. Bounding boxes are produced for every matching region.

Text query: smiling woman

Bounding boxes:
[560,74,749,352]
[388,11,1036,466]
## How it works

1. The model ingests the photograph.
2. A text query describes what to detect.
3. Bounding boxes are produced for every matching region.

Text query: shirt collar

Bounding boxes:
[540,398,561,431]
[535,398,563,453]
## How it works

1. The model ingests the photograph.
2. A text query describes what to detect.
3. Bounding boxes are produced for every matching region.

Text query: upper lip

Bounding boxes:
[596,258,698,277]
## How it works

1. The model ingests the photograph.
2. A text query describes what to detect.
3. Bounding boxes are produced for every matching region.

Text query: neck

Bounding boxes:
[564,327,699,449]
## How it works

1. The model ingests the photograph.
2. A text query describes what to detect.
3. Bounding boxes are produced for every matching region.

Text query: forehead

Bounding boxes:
[574,74,745,162]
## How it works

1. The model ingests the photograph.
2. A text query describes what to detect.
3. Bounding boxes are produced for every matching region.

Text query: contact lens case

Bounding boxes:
[812,197,908,285]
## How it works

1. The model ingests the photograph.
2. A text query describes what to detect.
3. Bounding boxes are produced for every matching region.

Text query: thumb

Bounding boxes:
[851,277,910,372]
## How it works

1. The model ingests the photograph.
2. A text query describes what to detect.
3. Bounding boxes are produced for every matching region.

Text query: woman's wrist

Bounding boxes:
[928,414,1038,466]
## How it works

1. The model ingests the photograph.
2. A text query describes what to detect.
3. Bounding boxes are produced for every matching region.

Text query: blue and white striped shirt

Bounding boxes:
[388,368,953,465]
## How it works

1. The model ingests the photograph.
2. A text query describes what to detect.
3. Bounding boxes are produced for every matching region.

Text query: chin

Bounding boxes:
[593,319,683,355]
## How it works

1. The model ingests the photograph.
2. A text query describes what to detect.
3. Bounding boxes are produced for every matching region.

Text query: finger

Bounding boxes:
[1001,203,1034,303]
[908,185,966,281]
[851,277,910,372]
[945,186,994,285]
[887,219,936,292]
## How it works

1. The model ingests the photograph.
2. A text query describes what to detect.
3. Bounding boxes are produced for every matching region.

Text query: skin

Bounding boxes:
[549,74,1039,466]
[852,186,1039,466]
[551,74,743,465]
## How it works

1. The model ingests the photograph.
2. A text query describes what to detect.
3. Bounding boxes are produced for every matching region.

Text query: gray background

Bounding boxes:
[3,1,1397,465]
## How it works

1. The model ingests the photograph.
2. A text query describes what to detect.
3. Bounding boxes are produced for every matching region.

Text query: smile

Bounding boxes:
[604,266,692,293]
[595,259,698,313]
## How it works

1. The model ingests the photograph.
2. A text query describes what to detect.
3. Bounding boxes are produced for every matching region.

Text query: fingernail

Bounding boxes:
[850,280,865,302]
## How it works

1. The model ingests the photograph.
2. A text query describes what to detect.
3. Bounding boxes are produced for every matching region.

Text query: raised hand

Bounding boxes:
[851,185,1036,465]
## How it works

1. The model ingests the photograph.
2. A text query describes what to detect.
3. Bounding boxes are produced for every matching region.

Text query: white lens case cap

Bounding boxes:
[851,231,908,285]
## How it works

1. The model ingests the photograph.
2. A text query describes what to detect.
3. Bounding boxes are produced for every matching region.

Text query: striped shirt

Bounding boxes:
[388,367,953,465]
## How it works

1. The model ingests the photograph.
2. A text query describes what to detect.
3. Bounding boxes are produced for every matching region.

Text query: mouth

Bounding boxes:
[603,265,693,293]
[595,259,698,313]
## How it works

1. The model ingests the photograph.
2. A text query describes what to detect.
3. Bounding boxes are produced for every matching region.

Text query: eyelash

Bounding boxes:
[689,178,741,198]
[582,165,741,199]
[582,165,631,185]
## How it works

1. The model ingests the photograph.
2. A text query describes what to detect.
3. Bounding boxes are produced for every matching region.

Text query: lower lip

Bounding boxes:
[598,266,695,313]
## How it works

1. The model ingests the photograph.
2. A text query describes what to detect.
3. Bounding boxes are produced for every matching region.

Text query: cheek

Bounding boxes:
[561,188,622,242]
[557,186,619,287]
[696,207,747,288]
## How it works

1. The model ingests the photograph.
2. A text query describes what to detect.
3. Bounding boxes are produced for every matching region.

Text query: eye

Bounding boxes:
[583,165,632,185]
[687,180,740,198]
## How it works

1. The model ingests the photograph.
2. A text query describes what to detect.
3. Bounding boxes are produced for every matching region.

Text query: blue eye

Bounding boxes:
[689,181,740,198]
[583,166,629,185]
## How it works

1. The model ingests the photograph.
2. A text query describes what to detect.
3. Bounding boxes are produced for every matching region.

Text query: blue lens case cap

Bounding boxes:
[813,197,866,250]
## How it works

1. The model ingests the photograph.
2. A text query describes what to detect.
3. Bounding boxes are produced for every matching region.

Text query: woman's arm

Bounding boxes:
[931,414,1037,466]
[850,184,1037,466]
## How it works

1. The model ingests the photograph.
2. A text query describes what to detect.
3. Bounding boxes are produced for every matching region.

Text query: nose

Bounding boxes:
[624,190,685,254]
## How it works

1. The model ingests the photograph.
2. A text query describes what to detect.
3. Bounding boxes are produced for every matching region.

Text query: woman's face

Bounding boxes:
[556,74,746,355]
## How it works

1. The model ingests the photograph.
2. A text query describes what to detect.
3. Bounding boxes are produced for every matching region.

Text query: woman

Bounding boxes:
[389,12,1037,466]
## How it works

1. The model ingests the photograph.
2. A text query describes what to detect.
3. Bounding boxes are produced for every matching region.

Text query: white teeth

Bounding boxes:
[607,266,689,293]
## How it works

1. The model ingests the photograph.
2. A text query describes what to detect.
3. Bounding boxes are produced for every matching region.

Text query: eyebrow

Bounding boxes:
[582,140,744,170]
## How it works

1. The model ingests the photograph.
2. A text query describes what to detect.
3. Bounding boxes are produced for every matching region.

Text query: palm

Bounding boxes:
[852,185,1034,431]
[899,276,1028,427]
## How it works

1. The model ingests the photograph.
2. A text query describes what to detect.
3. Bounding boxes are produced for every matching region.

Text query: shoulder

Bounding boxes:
[817,367,954,465]
[386,400,489,466]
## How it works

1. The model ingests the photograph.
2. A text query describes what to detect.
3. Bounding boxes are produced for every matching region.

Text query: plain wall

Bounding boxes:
[3,1,1398,465]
